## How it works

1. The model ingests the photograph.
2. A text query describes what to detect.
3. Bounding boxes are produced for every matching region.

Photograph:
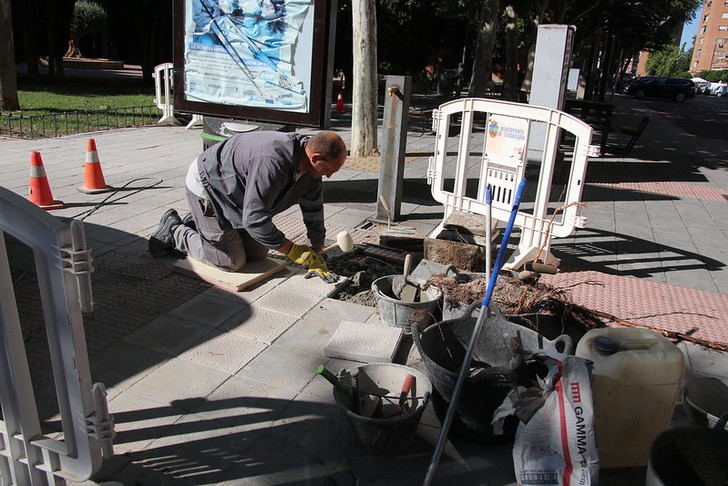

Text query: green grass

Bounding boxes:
[14,85,157,114]
[1,83,161,138]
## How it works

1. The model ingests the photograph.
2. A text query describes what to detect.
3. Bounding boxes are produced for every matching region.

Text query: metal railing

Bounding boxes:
[0,105,161,139]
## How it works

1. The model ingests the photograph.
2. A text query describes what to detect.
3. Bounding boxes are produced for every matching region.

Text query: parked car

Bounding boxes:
[695,81,712,94]
[626,77,696,102]
[710,83,728,97]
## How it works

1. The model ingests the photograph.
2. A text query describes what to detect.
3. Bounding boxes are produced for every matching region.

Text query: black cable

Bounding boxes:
[61,177,164,222]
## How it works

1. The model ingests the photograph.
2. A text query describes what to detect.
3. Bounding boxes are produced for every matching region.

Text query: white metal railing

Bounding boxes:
[427,98,599,270]
[0,187,114,484]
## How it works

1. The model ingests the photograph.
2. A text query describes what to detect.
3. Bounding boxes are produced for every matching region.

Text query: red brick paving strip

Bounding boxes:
[541,270,728,345]
[589,181,728,202]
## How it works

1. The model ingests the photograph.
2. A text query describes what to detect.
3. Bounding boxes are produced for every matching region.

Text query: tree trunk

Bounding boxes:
[503,5,518,101]
[467,0,499,97]
[351,0,378,157]
[0,0,20,110]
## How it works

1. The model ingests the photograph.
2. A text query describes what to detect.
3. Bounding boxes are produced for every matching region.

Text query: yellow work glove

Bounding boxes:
[286,244,339,283]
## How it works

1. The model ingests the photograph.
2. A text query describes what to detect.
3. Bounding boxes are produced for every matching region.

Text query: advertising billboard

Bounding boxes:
[173,0,336,127]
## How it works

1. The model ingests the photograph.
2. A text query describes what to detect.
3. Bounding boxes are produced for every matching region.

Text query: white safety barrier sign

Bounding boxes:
[427,98,599,270]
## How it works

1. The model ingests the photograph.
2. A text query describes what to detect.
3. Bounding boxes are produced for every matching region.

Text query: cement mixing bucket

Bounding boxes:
[412,303,572,441]
[333,363,432,455]
[372,275,441,332]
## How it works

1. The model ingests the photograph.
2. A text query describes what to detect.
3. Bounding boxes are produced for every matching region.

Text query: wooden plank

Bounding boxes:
[173,256,288,292]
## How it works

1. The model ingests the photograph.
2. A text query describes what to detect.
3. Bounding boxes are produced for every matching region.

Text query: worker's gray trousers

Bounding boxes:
[173,188,268,271]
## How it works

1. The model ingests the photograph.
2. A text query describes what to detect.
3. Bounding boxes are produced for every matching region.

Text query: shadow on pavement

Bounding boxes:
[553,228,725,279]
[81,395,515,485]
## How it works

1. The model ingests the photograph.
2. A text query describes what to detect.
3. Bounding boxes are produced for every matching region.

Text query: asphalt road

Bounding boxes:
[622,92,728,140]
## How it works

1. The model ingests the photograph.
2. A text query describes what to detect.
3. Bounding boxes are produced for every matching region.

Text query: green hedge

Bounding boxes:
[697,69,728,82]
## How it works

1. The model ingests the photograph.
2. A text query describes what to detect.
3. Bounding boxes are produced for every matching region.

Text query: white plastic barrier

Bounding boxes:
[427,98,599,270]
[153,62,176,125]
[0,187,114,484]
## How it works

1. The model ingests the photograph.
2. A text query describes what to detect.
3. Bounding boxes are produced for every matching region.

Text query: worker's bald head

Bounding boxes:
[305,131,347,178]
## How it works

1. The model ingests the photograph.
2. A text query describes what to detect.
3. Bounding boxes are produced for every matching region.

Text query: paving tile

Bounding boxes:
[273,314,340,357]
[219,307,297,345]
[303,297,375,323]
[122,314,213,355]
[236,345,324,394]
[127,358,230,406]
[277,269,336,299]
[178,332,268,375]
[169,291,250,328]
[252,286,323,318]
[89,341,170,401]
[187,374,297,428]
[323,320,404,363]
[108,391,185,455]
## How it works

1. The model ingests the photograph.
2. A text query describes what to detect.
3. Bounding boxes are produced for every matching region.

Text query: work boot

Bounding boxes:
[182,212,196,231]
[149,209,183,257]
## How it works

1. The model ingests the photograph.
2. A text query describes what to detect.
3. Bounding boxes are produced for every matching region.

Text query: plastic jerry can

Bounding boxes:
[575,328,685,469]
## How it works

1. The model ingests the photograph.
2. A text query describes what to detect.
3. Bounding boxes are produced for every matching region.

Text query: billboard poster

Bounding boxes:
[173,0,335,127]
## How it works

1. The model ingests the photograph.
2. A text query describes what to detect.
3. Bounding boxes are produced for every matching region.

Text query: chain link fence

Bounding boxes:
[0,105,161,139]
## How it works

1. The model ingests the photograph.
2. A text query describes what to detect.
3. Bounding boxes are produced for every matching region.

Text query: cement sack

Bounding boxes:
[492,351,599,486]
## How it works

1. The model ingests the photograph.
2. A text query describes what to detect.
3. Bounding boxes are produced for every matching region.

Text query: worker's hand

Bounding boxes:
[286,244,339,283]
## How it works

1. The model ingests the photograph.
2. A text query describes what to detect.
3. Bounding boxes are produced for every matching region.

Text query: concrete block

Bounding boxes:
[122,314,212,355]
[220,307,297,344]
[253,286,323,318]
[127,357,230,406]
[178,331,268,375]
[236,345,324,394]
[323,320,404,363]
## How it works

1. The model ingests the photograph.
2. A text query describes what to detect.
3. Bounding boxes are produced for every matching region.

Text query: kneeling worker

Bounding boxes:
[149,130,347,283]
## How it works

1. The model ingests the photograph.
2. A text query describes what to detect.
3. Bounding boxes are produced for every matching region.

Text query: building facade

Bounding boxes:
[690,0,728,73]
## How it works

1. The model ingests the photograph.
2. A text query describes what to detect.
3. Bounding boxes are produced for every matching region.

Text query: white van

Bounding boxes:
[712,84,728,97]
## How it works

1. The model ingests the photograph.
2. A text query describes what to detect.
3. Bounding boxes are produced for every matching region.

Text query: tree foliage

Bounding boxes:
[645,44,691,77]
[66,0,107,58]
[698,69,728,82]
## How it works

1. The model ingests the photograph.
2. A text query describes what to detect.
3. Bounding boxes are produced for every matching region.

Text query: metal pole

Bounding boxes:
[375,75,411,222]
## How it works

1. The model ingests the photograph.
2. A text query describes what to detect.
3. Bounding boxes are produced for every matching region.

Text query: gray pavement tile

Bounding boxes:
[189,374,297,424]
[303,297,375,323]
[178,331,268,375]
[220,307,298,345]
[122,314,214,355]
[89,341,170,401]
[252,286,323,318]
[235,345,324,394]
[169,291,251,328]
[107,391,185,455]
[127,358,231,406]
[274,314,340,357]
[276,269,335,298]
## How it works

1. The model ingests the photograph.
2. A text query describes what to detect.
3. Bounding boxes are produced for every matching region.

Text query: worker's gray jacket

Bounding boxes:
[198,131,325,249]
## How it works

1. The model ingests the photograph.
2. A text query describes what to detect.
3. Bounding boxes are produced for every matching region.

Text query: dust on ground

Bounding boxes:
[328,251,400,307]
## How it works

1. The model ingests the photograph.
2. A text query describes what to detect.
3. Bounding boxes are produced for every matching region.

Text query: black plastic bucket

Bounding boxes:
[412,307,518,442]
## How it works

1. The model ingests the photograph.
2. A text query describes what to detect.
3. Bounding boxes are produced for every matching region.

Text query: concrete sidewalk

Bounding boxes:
[0,94,727,485]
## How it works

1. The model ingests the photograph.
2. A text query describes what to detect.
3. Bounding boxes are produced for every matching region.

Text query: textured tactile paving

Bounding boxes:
[541,270,728,345]
[588,181,728,202]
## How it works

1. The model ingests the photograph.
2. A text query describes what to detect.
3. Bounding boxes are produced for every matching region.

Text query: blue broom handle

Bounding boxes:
[481,177,527,307]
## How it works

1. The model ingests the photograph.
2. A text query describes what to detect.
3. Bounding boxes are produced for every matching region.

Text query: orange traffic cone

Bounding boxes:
[336,91,345,113]
[79,138,112,193]
[28,151,64,210]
